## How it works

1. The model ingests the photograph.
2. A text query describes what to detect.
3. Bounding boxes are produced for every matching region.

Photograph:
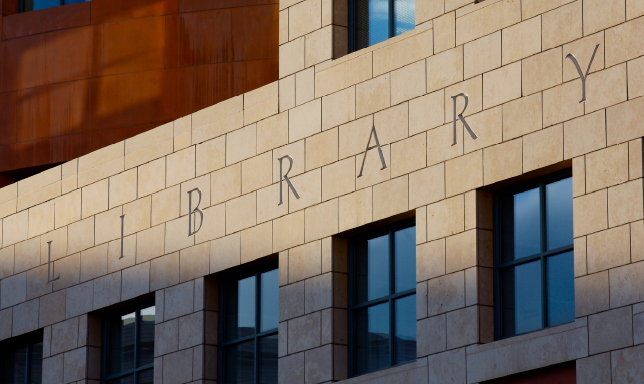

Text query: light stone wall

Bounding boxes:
[1,0,644,383]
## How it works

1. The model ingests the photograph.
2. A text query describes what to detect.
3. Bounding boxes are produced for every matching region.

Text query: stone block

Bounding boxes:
[94,207,122,246]
[391,133,426,178]
[628,56,644,100]
[629,139,643,180]
[12,299,39,336]
[314,52,372,98]
[417,313,446,357]
[92,272,120,310]
[289,169,322,212]
[338,187,373,232]
[447,306,478,349]
[163,349,193,384]
[586,63,628,114]
[409,163,444,209]
[106,232,135,277]
[80,244,108,283]
[54,189,81,229]
[391,59,426,105]
[611,344,644,384]
[122,262,150,301]
[288,240,321,283]
[572,157,585,198]
[195,136,225,177]
[586,143,629,193]
[455,0,520,46]
[575,271,609,317]
[51,317,79,355]
[0,246,14,280]
[39,290,65,328]
[123,196,151,236]
[589,306,633,354]
[522,47,562,96]
[563,110,606,160]
[502,16,541,65]
[174,115,191,152]
[305,26,333,68]
[445,75,482,123]
[417,238,446,282]
[280,281,305,321]
[353,72,389,118]
[373,175,408,221]
[635,311,644,345]
[81,179,108,219]
[210,233,241,274]
[211,163,241,205]
[562,32,605,82]
[304,345,332,384]
[3,210,28,247]
[165,216,195,254]
[15,236,40,274]
[305,199,338,242]
[427,195,464,241]
[278,353,304,384]
[321,157,355,201]
[574,189,608,237]
[288,312,321,353]
[463,106,503,154]
[464,31,501,80]
[306,129,338,171]
[280,74,296,112]
[62,347,86,383]
[257,112,289,154]
[150,252,180,291]
[179,312,204,350]
[28,201,54,239]
[241,152,272,195]
[108,168,137,209]
[483,138,522,186]
[446,229,476,274]
[289,98,321,143]
[428,347,466,384]
[136,224,165,263]
[608,179,644,228]
[576,352,611,384]
[151,185,180,227]
[632,221,644,263]
[427,46,463,94]
[584,0,625,35]
[543,80,584,127]
[522,124,563,173]
[138,157,166,197]
[574,237,587,277]
[288,0,321,40]
[272,140,305,184]
[240,221,272,264]
[427,271,465,316]
[483,62,521,109]
[226,124,257,166]
[165,281,194,321]
[542,0,582,50]
[322,87,355,131]
[257,183,288,224]
[25,264,51,301]
[52,253,80,292]
[609,261,644,308]
[446,150,483,197]
[244,82,279,125]
[305,273,332,313]
[66,281,93,319]
[409,89,444,136]
[587,225,630,273]
[433,11,455,54]
[606,14,644,67]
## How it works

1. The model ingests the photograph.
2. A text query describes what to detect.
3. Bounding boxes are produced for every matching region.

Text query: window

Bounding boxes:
[348,220,416,377]
[494,170,575,339]
[349,0,415,52]
[0,339,43,384]
[219,266,279,384]
[103,305,155,384]
[20,0,88,13]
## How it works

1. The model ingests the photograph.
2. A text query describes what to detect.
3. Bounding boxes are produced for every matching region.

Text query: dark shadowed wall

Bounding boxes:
[0,0,278,183]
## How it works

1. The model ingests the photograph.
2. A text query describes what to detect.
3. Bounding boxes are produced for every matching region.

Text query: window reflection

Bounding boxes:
[1,340,43,384]
[353,0,415,51]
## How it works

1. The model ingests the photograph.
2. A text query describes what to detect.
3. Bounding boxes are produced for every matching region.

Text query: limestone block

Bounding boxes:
[585,143,629,193]
[589,306,633,354]
[585,0,625,35]
[0,246,13,280]
[373,28,433,77]
[417,238,446,282]
[305,129,338,173]
[305,26,333,68]
[562,32,605,82]
[42,354,63,384]
[483,139,522,186]
[522,47,562,96]
[427,347,466,383]
[66,281,93,319]
[635,311,644,345]
[445,75,482,122]
[162,349,193,384]
[81,179,108,219]
[280,281,305,321]
[165,216,195,254]
[289,0,321,40]
[1,272,26,309]
[210,233,241,274]
[304,345,332,383]
[322,88,355,132]
[572,157,585,198]
[416,0,443,24]
[174,115,192,152]
[574,189,608,237]
[125,139,173,171]
[575,271,609,318]
[522,0,575,18]
[151,185,180,227]
[409,163,445,209]
[502,16,541,66]
[631,221,644,263]
[40,228,67,264]
[608,180,644,228]
[80,244,108,283]
[373,176,409,221]
[15,236,40,274]
[339,113,400,160]
[12,299,39,336]
[586,63,628,114]
[67,216,94,255]
[445,229,476,274]
[192,111,243,146]
[17,181,61,212]
[428,271,465,316]
[288,240,321,282]
[25,263,52,301]
[155,318,179,357]
[178,312,204,350]
[288,312,321,353]
[244,82,279,126]
[52,253,80,292]
[273,211,305,252]
[434,12,455,54]
[445,0,470,12]
[95,207,122,246]
[279,9,288,44]
[417,313,446,356]
[611,344,644,384]
[273,141,305,184]
[464,31,500,80]
[138,157,165,197]
[136,224,165,264]
[240,221,272,264]
[194,203,225,244]
[409,90,444,136]
[305,273,333,314]
[391,133,426,178]
[124,123,172,158]
[455,0,521,46]
[338,187,372,232]
[226,124,257,166]
[544,79,583,126]
[627,0,644,19]
[305,199,338,242]
[630,139,644,180]
[51,317,79,355]
[225,192,256,234]
[522,124,563,173]
[321,157,355,201]
[607,96,644,146]
[150,252,179,291]
[192,95,242,132]
[211,163,241,205]
[427,122,464,166]
[314,52,372,98]
[606,15,644,67]
[563,110,606,160]
[18,166,60,198]
[289,98,321,143]
[256,115,287,157]
[27,201,53,240]
[122,262,150,301]
[447,306,477,349]
[280,37,305,78]
[286,169,321,212]
[91,272,119,311]
[574,236,587,277]
[587,225,630,273]
[483,62,521,109]
[278,353,305,384]
[0,307,12,341]
[463,106,503,154]
[628,56,644,100]
[609,261,644,308]
[257,183,288,224]
[195,136,225,177]
[427,195,464,241]
[122,196,151,236]
[279,75,296,113]
[542,0,582,50]
[427,46,464,94]
[576,352,611,384]
[356,74,390,119]
[446,150,483,197]
[165,281,194,320]
[391,60,426,105]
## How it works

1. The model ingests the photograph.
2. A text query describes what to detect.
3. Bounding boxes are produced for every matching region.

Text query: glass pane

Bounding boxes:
[354,302,390,375]
[108,312,136,375]
[260,269,279,332]
[29,342,43,384]
[225,276,256,341]
[394,0,415,36]
[64,0,88,4]
[355,0,390,50]
[138,369,154,384]
[513,187,542,260]
[108,374,134,384]
[394,226,416,293]
[547,251,575,327]
[223,340,255,384]
[258,334,278,384]
[32,0,61,11]
[355,234,390,303]
[139,306,155,367]
[546,178,573,250]
[394,295,416,365]
[501,261,543,337]
[2,347,26,384]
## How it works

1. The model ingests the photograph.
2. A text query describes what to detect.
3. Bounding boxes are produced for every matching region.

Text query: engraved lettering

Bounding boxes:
[357,124,387,178]
[188,188,204,236]
[565,44,600,103]
[451,93,478,146]
[278,155,300,206]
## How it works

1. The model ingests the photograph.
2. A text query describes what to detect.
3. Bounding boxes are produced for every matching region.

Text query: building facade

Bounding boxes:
[0,0,278,184]
[0,0,644,383]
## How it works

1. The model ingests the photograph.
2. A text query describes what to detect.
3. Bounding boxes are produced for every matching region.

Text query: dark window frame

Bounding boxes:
[101,300,156,384]
[493,168,574,340]
[348,218,416,378]
[0,337,43,384]
[217,261,279,384]
[19,0,88,13]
